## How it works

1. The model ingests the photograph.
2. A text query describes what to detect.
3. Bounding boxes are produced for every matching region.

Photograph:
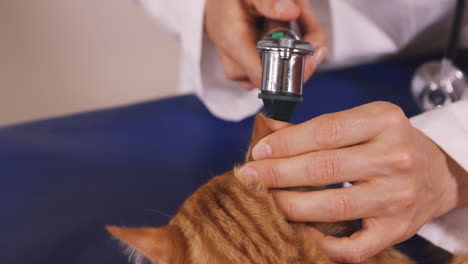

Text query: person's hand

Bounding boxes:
[239,101,468,263]
[204,0,327,89]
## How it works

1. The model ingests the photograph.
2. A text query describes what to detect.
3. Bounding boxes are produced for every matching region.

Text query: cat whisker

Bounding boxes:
[121,241,151,264]
[144,208,173,219]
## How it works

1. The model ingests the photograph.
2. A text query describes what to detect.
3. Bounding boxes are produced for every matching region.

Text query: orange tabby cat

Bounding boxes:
[107,114,467,264]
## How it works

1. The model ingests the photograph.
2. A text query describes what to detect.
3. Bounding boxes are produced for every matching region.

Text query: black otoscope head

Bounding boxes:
[259,91,303,122]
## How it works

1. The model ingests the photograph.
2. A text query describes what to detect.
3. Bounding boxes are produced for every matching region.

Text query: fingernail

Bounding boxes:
[239,166,259,185]
[275,0,294,15]
[252,143,272,160]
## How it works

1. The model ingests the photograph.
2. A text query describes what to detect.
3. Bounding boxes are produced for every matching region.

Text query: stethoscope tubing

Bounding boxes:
[446,0,466,61]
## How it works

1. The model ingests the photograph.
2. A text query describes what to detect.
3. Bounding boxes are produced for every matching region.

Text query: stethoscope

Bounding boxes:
[411,0,467,112]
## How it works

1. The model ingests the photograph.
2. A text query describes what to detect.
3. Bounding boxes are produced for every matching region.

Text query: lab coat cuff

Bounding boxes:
[417,205,468,252]
[411,100,468,252]
[410,99,468,171]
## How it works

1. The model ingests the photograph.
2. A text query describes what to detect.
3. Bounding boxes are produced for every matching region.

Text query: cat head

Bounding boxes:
[107,114,306,264]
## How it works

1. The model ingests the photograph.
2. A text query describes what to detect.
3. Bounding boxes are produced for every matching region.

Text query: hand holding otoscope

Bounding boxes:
[204,0,327,92]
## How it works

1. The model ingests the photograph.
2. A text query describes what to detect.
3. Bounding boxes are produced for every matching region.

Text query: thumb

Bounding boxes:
[250,0,301,21]
[318,218,401,263]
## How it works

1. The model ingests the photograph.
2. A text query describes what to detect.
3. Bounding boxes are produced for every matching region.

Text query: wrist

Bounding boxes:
[446,153,468,207]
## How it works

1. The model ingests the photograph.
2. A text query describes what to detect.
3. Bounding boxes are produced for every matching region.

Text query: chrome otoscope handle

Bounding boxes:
[256,19,314,121]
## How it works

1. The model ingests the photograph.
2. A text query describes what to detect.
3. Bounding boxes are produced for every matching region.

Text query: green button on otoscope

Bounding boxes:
[271,32,285,38]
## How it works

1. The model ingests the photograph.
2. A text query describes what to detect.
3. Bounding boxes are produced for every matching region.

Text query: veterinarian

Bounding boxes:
[140,0,468,262]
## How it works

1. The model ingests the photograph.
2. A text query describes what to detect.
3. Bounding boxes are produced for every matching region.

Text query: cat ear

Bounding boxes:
[106,225,186,264]
[246,113,292,162]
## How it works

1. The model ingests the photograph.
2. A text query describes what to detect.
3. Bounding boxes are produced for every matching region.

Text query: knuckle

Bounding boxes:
[315,115,343,147]
[383,105,407,127]
[315,154,341,184]
[390,144,418,172]
[265,162,283,187]
[277,135,292,157]
[372,101,400,113]
[327,193,353,221]
[284,198,298,220]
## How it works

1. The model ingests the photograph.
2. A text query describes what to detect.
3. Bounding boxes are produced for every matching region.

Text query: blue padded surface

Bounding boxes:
[0,54,458,264]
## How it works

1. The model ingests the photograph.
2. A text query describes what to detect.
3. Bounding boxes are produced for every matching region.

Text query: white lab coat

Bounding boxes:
[139,0,468,253]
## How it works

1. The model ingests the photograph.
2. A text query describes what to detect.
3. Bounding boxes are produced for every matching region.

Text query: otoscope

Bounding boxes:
[257,19,315,122]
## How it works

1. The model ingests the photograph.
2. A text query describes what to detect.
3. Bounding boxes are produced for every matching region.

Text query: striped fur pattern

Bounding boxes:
[168,171,423,264]
[108,171,417,264]
[170,171,330,264]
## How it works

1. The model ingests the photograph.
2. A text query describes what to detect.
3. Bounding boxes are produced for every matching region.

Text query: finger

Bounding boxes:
[218,51,248,81]
[303,47,327,82]
[239,80,257,90]
[251,103,388,160]
[263,115,294,131]
[233,36,263,87]
[241,144,379,188]
[214,4,263,87]
[271,184,387,222]
[217,21,263,87]
[318,218,401,263]
[294,0,328,82]
[295,224,326,252]
[296,0,327,48]
[247,113,293,159]
[249,0,301,21]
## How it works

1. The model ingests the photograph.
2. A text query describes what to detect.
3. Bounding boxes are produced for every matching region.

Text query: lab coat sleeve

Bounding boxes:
[411,99,468,252]
[138,0,263,121]
[136,0,205,95]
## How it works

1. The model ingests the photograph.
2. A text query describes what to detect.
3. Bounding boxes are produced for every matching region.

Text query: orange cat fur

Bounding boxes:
[107,114,467,264]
